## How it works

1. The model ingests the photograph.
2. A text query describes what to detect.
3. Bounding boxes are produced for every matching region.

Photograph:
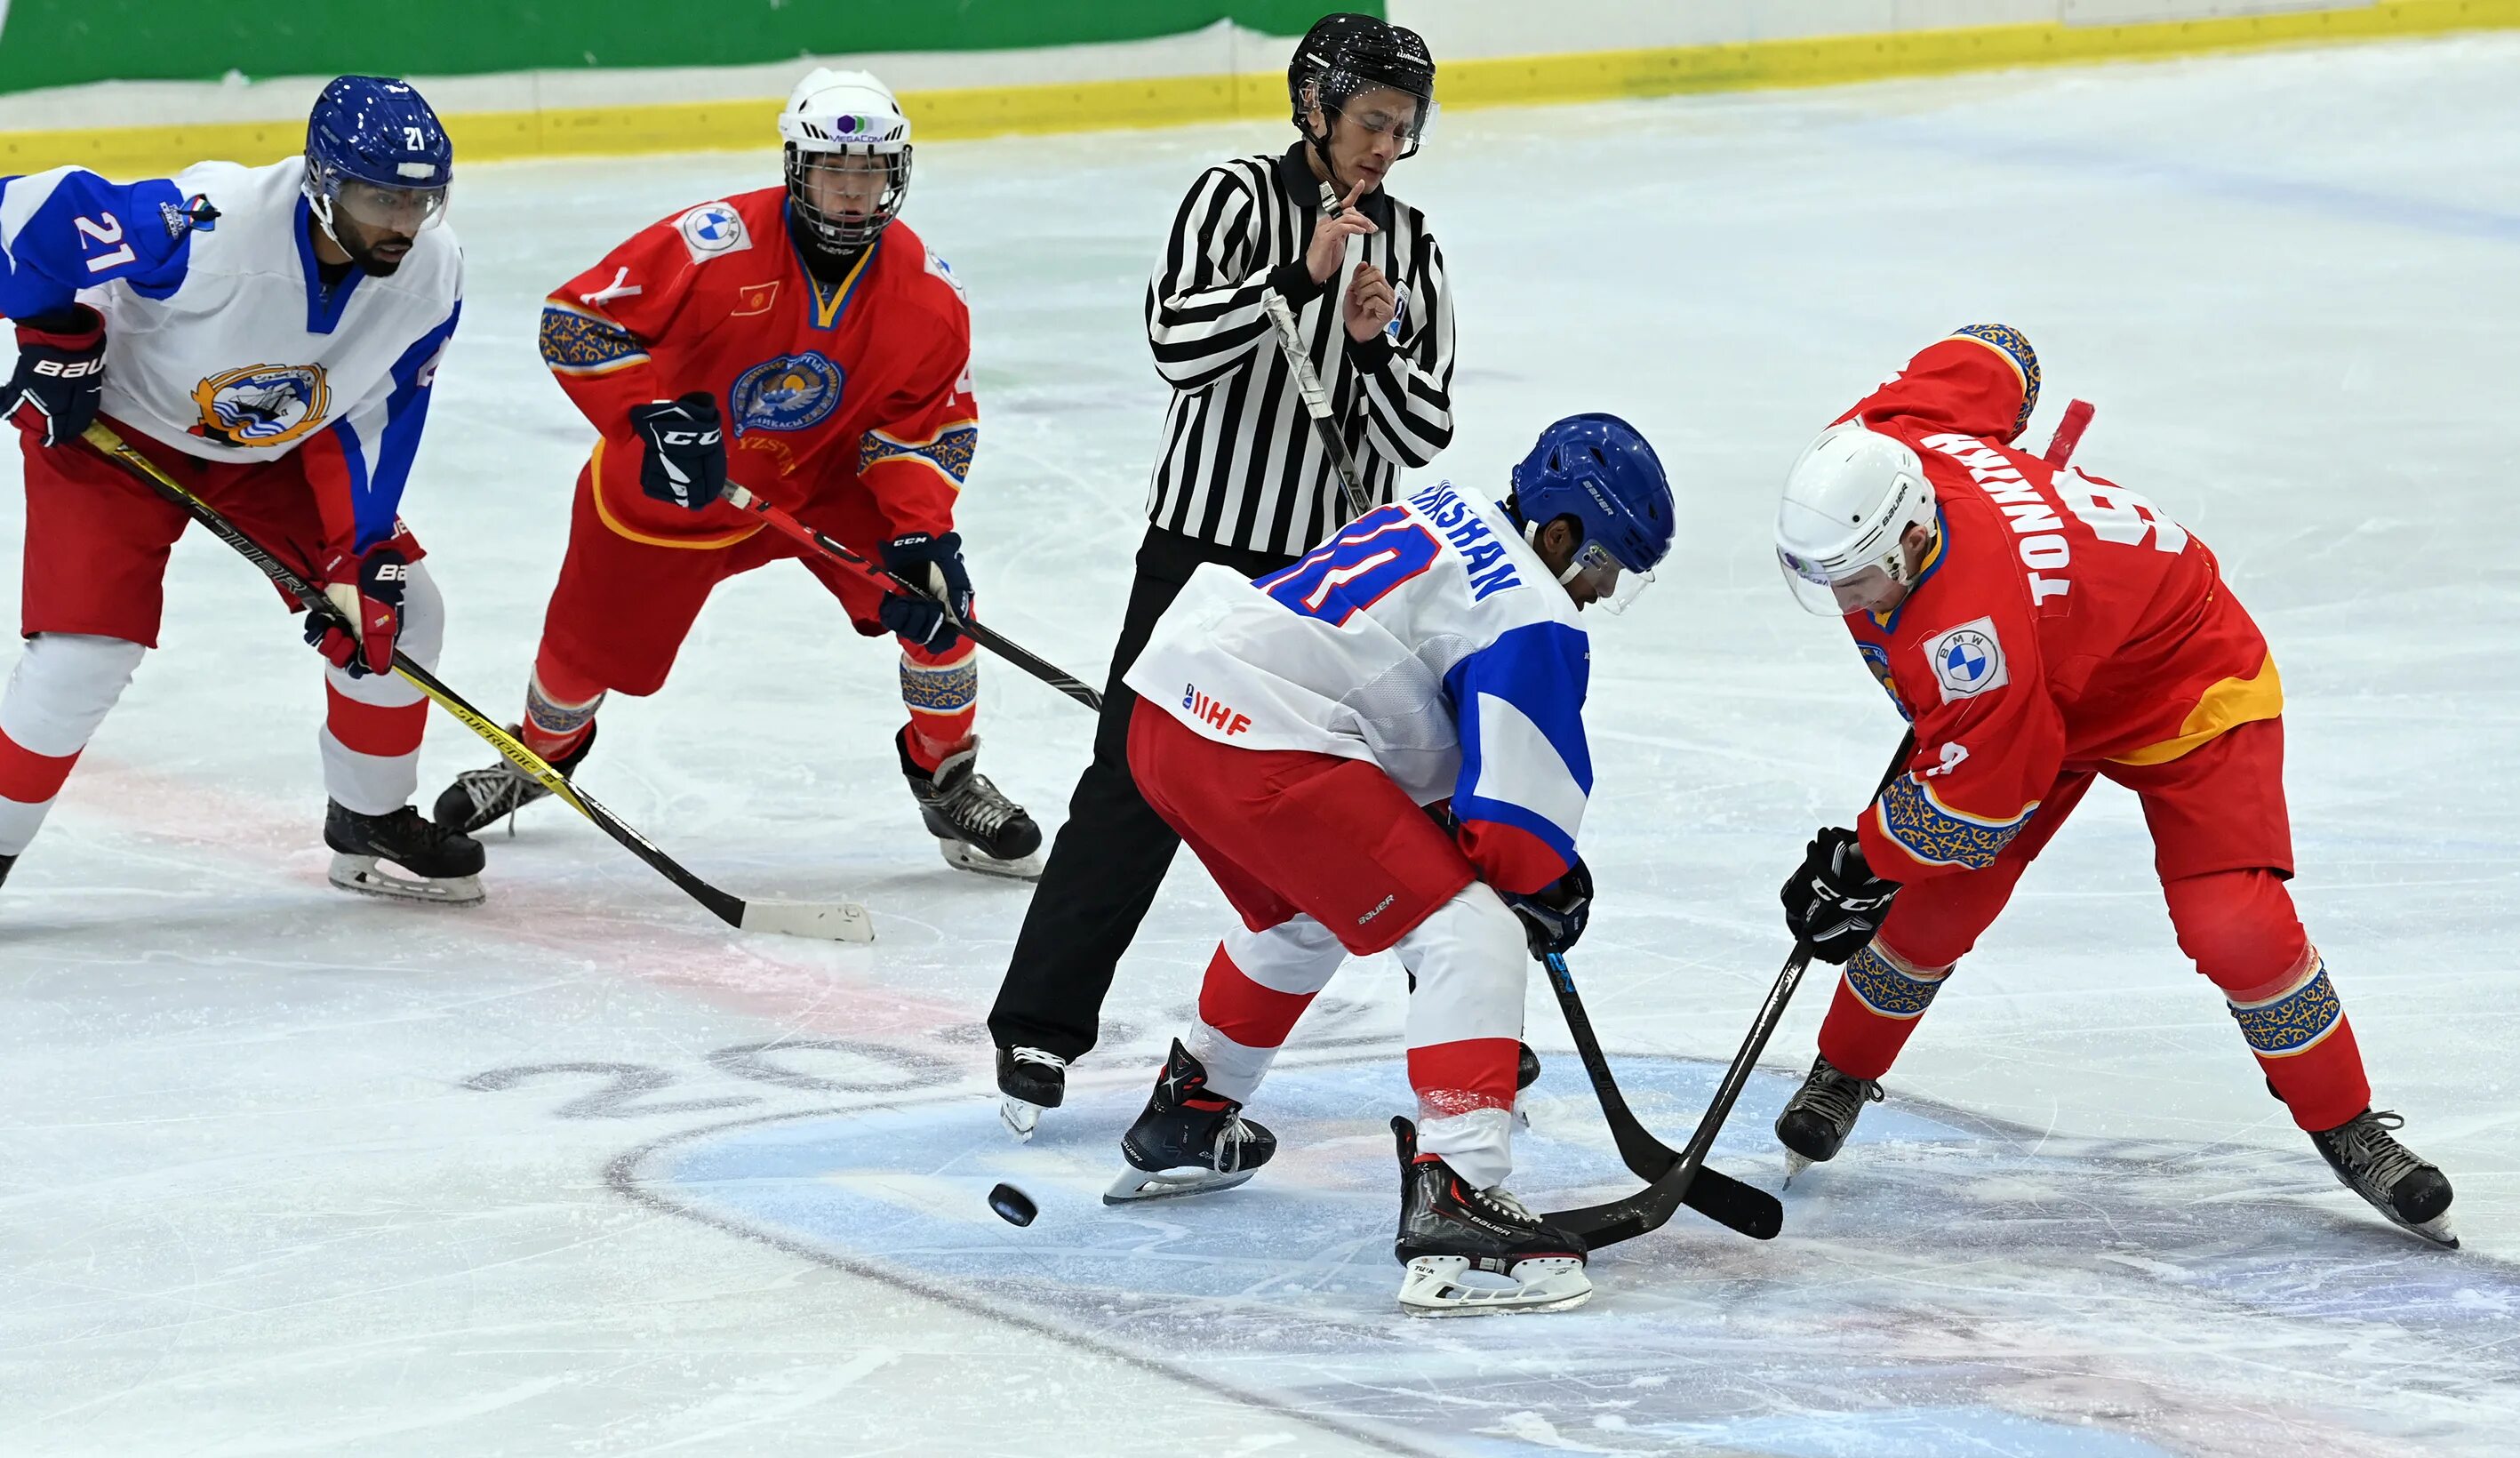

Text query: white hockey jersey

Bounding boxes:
[0,157,461,552]
[1126,479,1592,895]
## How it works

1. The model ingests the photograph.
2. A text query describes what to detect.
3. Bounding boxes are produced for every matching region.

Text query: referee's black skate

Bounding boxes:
[325,801,484,905]
[1391,1117,1590,1316]
[1776,1053,1884,1184]
[1104,1039,1276,1203]
[996,1045,1067,1142]
[899,730,1043,880]
[431,721,597,837]
[2309,1108,2458,1247]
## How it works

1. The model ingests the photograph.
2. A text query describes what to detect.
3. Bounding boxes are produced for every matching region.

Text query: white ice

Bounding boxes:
[4,32,2519,1457]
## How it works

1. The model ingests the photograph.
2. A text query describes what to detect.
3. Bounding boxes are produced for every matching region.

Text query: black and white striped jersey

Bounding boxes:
[1142,143,1457,557]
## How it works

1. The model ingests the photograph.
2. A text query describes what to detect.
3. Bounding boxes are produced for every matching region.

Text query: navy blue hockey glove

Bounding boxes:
[878,531,975,651]
[1507,857,1593,958]
[305,543,411,679]
[628,393,726,511]
[1780,826,1899,965]
[3,305,107,447]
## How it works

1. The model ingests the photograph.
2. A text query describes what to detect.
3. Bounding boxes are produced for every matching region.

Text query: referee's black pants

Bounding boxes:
[988,525,1298,1065]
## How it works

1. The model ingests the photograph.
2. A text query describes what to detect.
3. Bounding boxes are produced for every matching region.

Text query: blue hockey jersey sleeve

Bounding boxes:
[1441,619,1594,895]
[300,299,461,552]
[0,168,194,319]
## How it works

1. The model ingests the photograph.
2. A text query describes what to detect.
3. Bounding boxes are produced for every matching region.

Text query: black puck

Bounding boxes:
[987,1182,1037,1227]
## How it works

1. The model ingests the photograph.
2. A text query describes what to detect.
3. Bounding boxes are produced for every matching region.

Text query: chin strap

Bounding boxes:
[1522,518,1587,587]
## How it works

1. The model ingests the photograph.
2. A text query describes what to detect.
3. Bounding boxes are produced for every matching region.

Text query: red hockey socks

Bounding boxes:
[1813,939,1953,1082]
[522,655,605,764]
[898,638,977,773]
[2166,869,2369,1132]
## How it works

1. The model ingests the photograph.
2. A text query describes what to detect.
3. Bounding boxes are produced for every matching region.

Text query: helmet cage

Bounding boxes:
[783,142,911,253]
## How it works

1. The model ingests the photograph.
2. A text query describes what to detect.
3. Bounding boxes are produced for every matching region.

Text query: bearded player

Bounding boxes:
[434,70,1041,876]
[1770,325,2454,1246]
[0,76,477,903]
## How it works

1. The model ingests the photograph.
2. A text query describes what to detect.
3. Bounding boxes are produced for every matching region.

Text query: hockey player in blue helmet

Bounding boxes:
[303,75,453,276]
[1109,413,1672,1313]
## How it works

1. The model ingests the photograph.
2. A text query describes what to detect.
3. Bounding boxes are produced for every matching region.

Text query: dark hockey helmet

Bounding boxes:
[1288,14,1438,160]
[1509,413,1676,611]
[303,76,452,238]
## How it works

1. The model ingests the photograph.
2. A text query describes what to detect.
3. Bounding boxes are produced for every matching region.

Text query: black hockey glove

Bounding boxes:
[3,305,107,447]
[1507,857,1593,958]
[628,393,727,511]
[879,531,975,651]
[1780,826,1899,965]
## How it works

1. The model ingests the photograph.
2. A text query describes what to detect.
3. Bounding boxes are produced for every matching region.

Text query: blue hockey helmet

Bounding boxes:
[1508,413,1676,610]
[304,76,452,244]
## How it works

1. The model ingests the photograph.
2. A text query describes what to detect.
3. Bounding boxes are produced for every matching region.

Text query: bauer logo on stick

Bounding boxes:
[1928,617,2007,702]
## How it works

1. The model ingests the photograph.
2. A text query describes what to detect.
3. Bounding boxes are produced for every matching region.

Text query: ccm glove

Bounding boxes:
[306,543,412,678]
[878,531,976,651]
[628,393,727,510]
[1506,857,1594,958]
[3,305,107,446]
[1780,826,1899,965]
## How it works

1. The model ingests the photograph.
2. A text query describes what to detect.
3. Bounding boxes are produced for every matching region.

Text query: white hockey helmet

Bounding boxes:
[779,68,912,252]
[1775,422,1939,616]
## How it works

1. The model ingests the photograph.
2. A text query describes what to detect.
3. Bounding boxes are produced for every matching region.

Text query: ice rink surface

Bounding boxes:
[4,31,2518,1457]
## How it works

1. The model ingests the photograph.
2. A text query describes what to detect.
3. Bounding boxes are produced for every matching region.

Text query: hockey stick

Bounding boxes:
[79,421,873,942]
[720,485,1102,714]
[1257,180,1375,522]
[1540,398,2100,1246]
[1540,949,1783,1240]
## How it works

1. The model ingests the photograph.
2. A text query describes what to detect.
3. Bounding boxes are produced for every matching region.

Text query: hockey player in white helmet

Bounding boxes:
[435,69,1046,878]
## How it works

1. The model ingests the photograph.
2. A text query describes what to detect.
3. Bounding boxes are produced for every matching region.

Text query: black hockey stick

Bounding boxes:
[82,421,873,942]
[1544,732,1916,1248]
[723,484,1102,713]
[1259,179,1375,522]
[1541,949,1783,1240]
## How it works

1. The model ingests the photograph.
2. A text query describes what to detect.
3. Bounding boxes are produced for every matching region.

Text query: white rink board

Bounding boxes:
[2,32,2516,1458]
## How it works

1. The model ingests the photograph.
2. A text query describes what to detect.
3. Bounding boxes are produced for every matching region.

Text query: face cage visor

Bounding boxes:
[308,157,449,236]
[1541,532,1652,613]
[786,146,910,252]
[1778,542,1907,617]
[1328,91,1436,157]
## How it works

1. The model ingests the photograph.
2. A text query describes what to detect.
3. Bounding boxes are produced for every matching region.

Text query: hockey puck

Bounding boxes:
[987,1182,1037,1227]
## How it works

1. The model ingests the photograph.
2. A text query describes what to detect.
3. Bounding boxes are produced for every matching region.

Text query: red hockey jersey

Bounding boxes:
[534,188,976,550]
[1835,329,2282,884]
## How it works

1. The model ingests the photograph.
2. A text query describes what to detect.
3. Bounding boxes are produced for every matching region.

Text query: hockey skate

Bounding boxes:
[432,722,598,837]
[1104,1039,1276,1203]
[2310,1108,2458,1247]
[1775,1053,1884,1184]
[997,1045,1067,1142]
[900,730,1042,879]
[1391,1117,1591,1316]
[0,853,13,890]
[325,801,484,905]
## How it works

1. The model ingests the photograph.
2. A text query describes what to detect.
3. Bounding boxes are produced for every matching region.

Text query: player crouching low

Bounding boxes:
[1770,326,2454,1246]
[431,70,1041,877]
[1104,415,1674,1315]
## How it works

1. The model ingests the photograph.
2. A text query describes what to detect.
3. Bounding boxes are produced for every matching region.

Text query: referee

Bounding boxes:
[988,12,1456,1134]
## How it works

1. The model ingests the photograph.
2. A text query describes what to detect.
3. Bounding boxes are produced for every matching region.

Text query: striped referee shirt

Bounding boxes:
[1143,142,1457,557]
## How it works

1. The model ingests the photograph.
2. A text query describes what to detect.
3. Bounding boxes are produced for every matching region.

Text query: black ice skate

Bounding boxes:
[431,722,598,837]
[325,801,484,905]
[1391,1117,1590,1316]
[1516,1042,1541,1091]
[2309,1108,2458,1247]
[1775,1053,1884,1184]
[900,730,1042,879]
[996,1045,1067,1142]
[1104,1039,1276,1203]
[0,853,14,889]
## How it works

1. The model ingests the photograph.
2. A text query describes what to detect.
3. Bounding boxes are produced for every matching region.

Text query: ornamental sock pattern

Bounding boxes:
[1816,940,1953,1081]
[2226,948,2372,1133]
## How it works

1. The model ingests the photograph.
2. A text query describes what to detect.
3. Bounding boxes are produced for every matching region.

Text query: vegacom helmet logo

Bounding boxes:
[190,364,331,446]
[729,352,844,435]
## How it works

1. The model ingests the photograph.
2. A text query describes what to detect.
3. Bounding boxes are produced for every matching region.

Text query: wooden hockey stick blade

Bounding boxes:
[722,485,1102,712]
[79,421,872,942]
[2043,397,2096,466]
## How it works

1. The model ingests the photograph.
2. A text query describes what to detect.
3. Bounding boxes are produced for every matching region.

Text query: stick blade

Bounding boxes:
[738,899,876,941]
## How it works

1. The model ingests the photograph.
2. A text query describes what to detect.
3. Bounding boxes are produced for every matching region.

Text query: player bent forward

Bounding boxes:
[433,70,1041,876]
[0,77,480,901]
[1771,325,2454,1246]
[1105,416,1674,1315]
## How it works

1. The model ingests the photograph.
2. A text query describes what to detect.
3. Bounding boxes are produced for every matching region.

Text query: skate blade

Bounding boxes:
[327,854,484,907]
[1102,1166,1257,1205]
[738,899,875,942]
[1398,1256,1592,1317]
[937,841,1044,881]
[1000,1096,1044,1142]
[1782,1150,1813,1188]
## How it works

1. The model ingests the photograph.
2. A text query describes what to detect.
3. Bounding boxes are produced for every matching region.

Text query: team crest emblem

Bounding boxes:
[730,353,844,435]
[1928,617,2008,703]
[1857,641,1911,720]
[191,364,330,446]
[676,202,749,263]
[160,192,219,238]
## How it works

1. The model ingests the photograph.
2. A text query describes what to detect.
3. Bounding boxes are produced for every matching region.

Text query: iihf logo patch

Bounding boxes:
[730,352,844,436]
[676,202,750,263]
[1927,617,2007,703]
